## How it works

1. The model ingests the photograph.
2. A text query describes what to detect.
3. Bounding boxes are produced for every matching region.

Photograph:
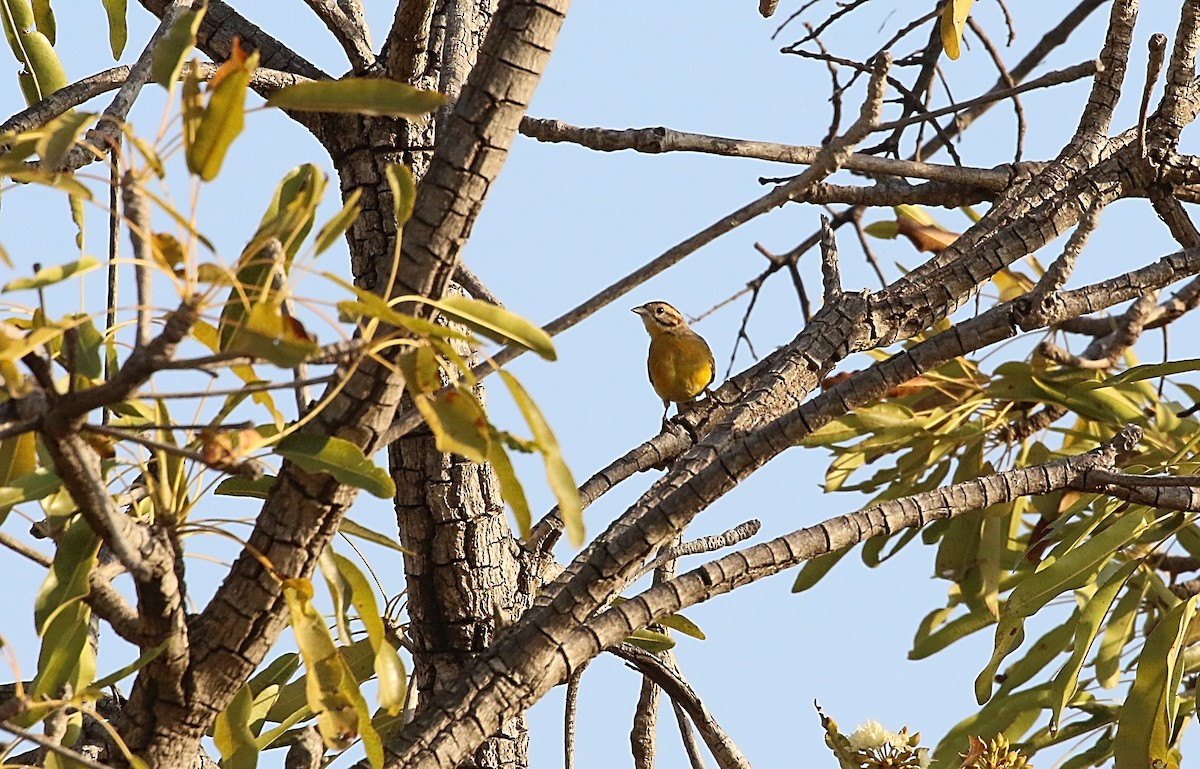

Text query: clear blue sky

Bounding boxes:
[0,2,1194,767]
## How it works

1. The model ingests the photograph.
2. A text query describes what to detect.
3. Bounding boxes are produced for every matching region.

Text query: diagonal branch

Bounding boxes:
[301,0,374,73]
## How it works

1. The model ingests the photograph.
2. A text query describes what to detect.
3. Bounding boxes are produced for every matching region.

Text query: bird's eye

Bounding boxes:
[655,307,665,315]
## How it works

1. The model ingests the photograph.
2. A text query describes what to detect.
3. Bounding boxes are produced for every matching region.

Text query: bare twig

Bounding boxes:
[0,720,116,769]
[121,171,153,349]
[1139,33,1169,157]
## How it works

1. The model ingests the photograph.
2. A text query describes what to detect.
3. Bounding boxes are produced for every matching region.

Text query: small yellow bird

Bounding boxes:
[633,301,715,425]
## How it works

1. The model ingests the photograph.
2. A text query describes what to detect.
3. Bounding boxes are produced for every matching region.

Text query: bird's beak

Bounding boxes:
[632,305,648,317]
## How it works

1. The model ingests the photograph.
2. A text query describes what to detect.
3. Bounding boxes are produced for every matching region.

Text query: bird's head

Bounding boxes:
[633,301,687,336]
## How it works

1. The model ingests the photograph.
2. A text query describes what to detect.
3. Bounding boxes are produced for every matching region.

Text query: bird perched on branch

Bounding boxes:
[633,301,715,427]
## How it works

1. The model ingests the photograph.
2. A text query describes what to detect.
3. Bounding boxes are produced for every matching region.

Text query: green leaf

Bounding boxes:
[318,549,353,645]
[995,609,1076,697]
[29,0,52,41]
[186,45,258,180]
[1050,561,1138,731]
[87,641,168,692]
[282,579,364,755]
[213,684,259,769]
[863,220,899,239]
[339,517,407,553]
[266,80,445,118]
[384,163,416,227]
[657,612,705,640]
[792,548,850,592]
[626,628,676,653]
[933,686,1049,769]
[151,2,204,86]
[13,27,67,103]
[215,475,275,498]
[100,0,126,58]
[488,440,530,538]
[432,295,556,361]
[1113,595,1198,769]
[1097,572,1148,688]
[499,371,582,546]
[331,553,406,715]
[33,515,97,632]
[222,301,319,368]
[22,517,99,718]
[975,510,1152,704]
[410,386,490,463]
[3,256,99,292]
[33,109,91,167]
[909,606,995,660]
[1007,510,1151,619]
[263,637,373,725]
[276,433,395,498]
[314,188,361,255]
[1100,358,1200,388]
[65,313,103,380]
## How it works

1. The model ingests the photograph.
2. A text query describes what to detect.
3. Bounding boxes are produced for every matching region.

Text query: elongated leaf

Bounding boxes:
[1050,561,1138,731]
[100,0,126,57]
[0,468,63,521]
[626,628,675,652]
[34,515,98,632]
[214,684,259,769]
[282,579,358,750]
[940,0,973,60]
[215,474,275,498]
[318,549,353,645]
[1113,595,1198,769]
[20,517,99,721]
[3,256,98,292]
[385,163,416,226]
[1097,572,1148,688]
[264,637,373,724]
[151,2,204,86]
[658,612,705,640]
[276,433,395,498]
[339,517,407,553]
[187,41,258,180]
[499,371,582,546]
[314,188,361,255]
[995,609,1076,697]
[1101,358,1200,387]
[1007,510,1151,618]
[488,440,530,538]
[792,548,850,592]
[433,295,556,361]
[910,606,994,660]
[30,0,52,42]
[14,27,67,103]
[332,553,406,715]
[87,641,168,692]
[282,580,383,767]
[411,387,490,463]
[35,110,92,167]
[266,80,445,118]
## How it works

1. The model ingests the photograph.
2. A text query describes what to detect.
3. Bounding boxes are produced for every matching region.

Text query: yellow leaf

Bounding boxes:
[940,0,974,60]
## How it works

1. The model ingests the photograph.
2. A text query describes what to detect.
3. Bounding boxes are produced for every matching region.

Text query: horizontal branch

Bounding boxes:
[519,116,1014,190]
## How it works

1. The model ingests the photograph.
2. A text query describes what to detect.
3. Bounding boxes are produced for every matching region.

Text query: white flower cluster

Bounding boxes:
[847,720,904,751]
